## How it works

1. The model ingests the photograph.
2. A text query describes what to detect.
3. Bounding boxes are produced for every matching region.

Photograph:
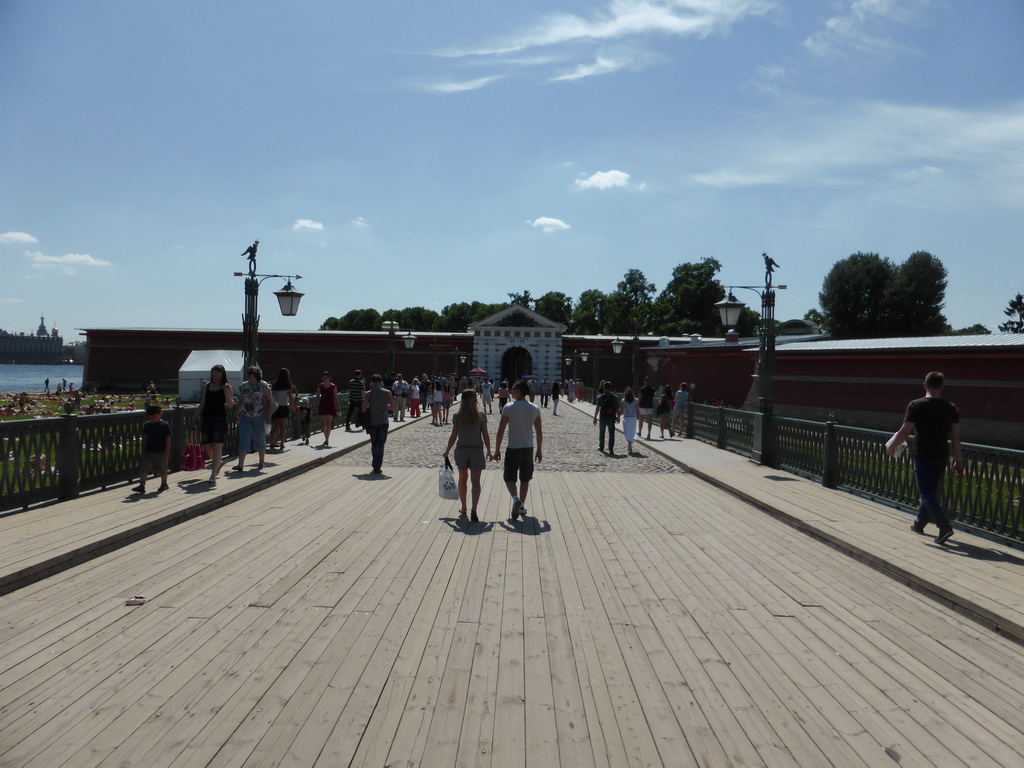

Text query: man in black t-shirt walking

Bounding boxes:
[886,371,964,545]
[593,382,620,455]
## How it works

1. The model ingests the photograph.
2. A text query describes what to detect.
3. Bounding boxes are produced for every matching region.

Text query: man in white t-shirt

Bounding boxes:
[493,381,542,521]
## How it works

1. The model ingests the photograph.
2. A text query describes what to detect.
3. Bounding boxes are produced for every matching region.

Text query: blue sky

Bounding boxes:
[2,0,1022,339]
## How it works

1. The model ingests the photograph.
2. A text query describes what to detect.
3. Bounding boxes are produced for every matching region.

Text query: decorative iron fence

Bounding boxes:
[1,395,341,513]
[686,403,1024,546]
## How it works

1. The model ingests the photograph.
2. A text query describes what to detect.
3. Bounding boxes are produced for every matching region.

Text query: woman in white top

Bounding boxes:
[409,378,421,418]
[619,386,639,454]
[269,368,295,451]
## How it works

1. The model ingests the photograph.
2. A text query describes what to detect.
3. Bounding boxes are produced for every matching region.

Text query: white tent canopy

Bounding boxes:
[178,350,244,402]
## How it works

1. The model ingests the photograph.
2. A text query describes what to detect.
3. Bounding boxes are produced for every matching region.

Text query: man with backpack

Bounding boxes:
[593,382,620,455]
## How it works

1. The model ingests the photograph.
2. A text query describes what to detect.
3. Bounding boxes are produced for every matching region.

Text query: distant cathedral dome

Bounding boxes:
[36,315,48,337]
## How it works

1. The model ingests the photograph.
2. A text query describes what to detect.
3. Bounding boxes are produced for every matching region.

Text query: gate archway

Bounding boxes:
[501,346,533,384]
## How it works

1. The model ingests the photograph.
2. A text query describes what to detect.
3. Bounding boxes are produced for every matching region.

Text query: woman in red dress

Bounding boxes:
[315,371,340,447]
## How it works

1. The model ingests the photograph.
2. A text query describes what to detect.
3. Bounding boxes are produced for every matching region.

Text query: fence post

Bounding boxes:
[58,414,81,500]
[751,413,775,466]
[169,408,188,471]
[716,406,727,449]
[823,418,837,488]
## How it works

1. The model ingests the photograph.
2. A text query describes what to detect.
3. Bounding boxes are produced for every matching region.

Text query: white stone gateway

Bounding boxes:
[469,304,566,384]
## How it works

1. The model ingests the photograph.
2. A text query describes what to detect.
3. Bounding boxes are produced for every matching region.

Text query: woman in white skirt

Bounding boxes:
[619,386,638,455]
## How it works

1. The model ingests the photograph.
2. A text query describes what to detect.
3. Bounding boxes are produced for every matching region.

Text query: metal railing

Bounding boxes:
[1,394,347,513]
[685,403,1024,545]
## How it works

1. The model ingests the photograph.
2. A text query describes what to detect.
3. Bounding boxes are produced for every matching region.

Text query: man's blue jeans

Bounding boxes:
[913,455,950,531]
[369,423,389,472]
[599,417,615,452]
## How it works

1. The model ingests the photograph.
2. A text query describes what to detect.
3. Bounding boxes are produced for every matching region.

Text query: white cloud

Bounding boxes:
[418,76,504,94]
[689,101,1024,208]
[0,297,25,303]
[0,232,38,244]
[28,252,113,272]
[550,55,633,82]
[803,0,933,58]
[445,0,773,57]
[293,219,324,231]
[433,1,772,86]
[575,169,633,190]
[528,217,571,233]
[351,216,371,228]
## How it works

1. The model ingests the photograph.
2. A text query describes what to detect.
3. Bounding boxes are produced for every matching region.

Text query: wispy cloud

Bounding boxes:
[415,76,504,94]
[690,101,1024,208]
[549,54,634,82]
[528,217,571,233]
[293,219,324,231]
[444,1,773,57]
[29,251,113,274]
[351,216,371,228]
[429,1,772,88]
[802,0,934,58]
[0,297,25,304]
[576,169,633,190]
[0,231,38,244]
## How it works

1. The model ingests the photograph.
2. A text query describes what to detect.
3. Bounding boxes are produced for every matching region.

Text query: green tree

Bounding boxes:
[885,251,948,335]
[818,252,895,339]
[434,301,505,331]
[998,293,1024,333]
[606,269,655,335]
[571,289,609,335]
[534,291,573,328]
[944,323,991,335]
[651,258,723,336]
[396,306,440,331]
[803,308,828,333]
[507,290,534,309]
[319,308,382,331]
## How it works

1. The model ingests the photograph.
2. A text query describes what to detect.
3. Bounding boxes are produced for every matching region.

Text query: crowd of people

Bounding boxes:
[133,366,697,524]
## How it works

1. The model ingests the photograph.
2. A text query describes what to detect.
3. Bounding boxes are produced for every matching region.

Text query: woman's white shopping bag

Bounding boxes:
[438,456,459,500]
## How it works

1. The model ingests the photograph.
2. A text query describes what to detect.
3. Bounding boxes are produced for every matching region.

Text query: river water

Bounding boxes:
[0,364,85,393]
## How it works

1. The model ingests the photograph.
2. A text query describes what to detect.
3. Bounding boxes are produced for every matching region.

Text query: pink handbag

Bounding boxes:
[181,431,206,471]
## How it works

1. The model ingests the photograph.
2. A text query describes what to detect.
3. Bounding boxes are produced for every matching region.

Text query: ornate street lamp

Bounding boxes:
[564,349,589,382]
[382,321,416,375]
[234,240,303,372]
[714,252,787,415]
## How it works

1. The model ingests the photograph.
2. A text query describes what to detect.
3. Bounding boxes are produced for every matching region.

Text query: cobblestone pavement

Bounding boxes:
[335,399,684,474]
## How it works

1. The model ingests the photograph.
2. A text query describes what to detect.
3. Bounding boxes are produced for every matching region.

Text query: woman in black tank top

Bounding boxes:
[195,364,234,483]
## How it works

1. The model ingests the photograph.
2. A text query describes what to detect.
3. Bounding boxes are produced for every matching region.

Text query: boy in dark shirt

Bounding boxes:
[886,371,964,544]
[134,404,172,494]
[298,396,312,445]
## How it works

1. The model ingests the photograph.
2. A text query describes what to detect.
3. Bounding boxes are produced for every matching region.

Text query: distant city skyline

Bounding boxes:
[2,1,1022,334]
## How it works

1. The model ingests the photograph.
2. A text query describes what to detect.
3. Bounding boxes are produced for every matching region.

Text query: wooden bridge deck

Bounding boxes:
[2,408,1024,767]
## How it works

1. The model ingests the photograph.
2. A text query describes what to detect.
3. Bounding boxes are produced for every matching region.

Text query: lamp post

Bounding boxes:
[234,240,303,373]
[382,320,416,375]
[609,335,642,388]
[564,349,589,383]
[714,253,786,463]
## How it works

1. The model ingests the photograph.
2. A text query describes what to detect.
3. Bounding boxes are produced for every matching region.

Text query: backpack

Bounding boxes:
[600,393,618,419]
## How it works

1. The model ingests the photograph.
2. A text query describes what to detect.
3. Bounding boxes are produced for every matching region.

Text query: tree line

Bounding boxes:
[320,258,761,337]
[321,253,1019,340]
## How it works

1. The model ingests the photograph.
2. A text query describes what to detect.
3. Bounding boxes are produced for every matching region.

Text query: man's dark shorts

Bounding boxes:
[503,447,534,483]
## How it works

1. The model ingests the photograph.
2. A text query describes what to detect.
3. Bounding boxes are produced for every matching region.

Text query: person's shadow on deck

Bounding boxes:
[353,472,388,480]
[498,517,551,536]
[937,538,1024,566]
[441,517,494,535]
